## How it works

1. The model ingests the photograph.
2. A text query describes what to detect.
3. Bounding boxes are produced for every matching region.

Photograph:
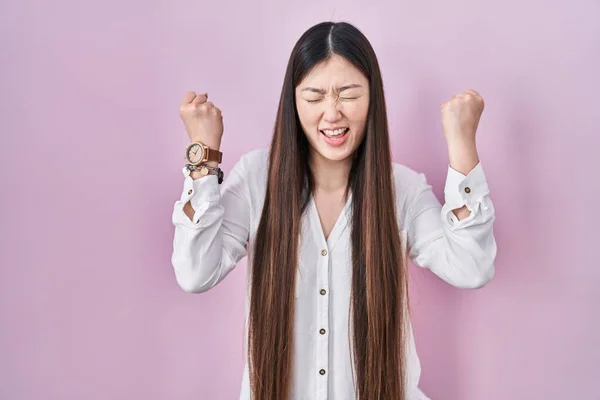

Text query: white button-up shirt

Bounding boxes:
[171,148,497,400]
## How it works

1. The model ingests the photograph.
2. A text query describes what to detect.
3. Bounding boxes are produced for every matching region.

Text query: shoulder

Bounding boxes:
[227,147,269,199]
[237,147,269,170]
[391,162,433,222]
[391,162,428,195]
[241,147,269,167]
[228,147,269,175]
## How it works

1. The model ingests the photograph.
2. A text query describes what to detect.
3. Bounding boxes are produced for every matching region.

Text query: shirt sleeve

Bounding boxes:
[171,156,251,293]
[404,163,497,289]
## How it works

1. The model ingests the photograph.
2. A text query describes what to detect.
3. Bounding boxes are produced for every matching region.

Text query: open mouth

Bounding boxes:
[320,127,349,141]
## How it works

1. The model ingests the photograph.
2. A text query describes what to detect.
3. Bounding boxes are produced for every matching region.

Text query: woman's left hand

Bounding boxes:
[441,89,485,145]
[441,89,484,175]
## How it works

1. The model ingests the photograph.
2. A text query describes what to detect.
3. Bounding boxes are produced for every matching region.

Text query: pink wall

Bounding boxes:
[1,0,598,398]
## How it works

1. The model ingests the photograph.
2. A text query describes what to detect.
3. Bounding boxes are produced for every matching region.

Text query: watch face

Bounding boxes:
[186,143,205,165]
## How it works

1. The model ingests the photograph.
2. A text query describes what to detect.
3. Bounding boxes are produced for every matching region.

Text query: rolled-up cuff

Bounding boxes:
[444,162,489,211]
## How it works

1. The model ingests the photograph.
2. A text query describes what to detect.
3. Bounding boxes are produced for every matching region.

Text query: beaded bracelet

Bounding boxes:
[185,163,224,184]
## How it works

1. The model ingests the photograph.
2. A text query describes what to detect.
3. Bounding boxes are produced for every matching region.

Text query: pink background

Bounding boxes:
[1,0,598,398]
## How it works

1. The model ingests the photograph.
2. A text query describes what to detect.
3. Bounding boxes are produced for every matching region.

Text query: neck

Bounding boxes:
[309,150,352,193]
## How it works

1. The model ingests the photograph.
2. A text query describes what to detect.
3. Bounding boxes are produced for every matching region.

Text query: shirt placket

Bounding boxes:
[316,245,330,400]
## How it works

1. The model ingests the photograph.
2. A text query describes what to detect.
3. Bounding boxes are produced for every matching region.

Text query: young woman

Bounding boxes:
[171,21,496,400]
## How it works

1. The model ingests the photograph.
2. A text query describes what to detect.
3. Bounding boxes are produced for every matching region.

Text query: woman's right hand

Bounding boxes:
[179,91,224,150]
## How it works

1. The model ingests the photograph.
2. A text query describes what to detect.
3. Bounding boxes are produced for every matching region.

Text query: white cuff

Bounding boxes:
[444,162,489,210]
[179,171,220,206]
[175,168,221,225]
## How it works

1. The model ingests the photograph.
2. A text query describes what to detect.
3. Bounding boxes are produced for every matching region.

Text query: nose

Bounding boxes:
[323,97,342,122]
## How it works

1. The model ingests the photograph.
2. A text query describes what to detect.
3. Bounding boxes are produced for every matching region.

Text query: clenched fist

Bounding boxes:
[179,91,223,150]
[441,89,485,145]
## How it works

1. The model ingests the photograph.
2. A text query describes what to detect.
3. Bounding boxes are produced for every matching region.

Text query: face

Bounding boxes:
[295,55,370,163]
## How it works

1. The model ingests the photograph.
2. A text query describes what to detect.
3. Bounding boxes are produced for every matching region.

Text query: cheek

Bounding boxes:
[343,102,369,125]
[297,104,321,129]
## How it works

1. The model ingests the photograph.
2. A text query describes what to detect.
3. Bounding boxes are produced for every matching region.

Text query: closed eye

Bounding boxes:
[306,97,358,103]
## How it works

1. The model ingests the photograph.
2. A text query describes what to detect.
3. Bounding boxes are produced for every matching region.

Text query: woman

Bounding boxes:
[171,21,496,400]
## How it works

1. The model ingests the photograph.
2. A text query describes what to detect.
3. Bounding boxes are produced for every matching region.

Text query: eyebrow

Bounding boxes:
[301,84,363,94]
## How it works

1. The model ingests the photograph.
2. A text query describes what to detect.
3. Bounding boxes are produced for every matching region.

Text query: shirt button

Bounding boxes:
[321,249,328,256]
[188,189,193,195]
[320,289,327,295]
[319,369,326,375]
[464,187,471,194]
[320,328,326,335]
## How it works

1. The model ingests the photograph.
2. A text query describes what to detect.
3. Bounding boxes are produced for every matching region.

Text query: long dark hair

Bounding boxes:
[249,21,408,400]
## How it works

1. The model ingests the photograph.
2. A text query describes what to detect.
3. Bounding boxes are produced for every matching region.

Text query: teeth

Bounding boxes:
[322,128,348,136]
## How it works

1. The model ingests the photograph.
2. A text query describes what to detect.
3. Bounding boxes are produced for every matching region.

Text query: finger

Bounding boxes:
[192,93,208,105]
[181,91,197,105]
[191,93,209,105]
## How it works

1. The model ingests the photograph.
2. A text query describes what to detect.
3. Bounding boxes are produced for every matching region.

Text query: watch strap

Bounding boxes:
[205,148,223,163]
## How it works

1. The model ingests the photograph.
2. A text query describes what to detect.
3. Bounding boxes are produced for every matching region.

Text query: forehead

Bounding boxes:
[298,55,368,88]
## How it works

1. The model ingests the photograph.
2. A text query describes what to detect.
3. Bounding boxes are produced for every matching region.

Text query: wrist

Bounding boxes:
[199,140,221,164]
[190,170,205,180]
[447,140,479,175]
[206,141,221,152]
[190,137,221,152]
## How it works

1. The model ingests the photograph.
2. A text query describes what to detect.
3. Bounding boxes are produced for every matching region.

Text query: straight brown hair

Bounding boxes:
[248,21,409,400]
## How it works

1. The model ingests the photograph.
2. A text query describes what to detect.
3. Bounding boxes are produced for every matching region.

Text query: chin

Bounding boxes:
[314,145,355,162]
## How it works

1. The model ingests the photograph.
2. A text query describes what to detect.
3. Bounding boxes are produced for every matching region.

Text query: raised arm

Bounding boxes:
[405,89,497,289]
[170,91,250,293]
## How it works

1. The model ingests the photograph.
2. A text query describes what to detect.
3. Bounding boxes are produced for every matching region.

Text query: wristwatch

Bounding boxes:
[183,164,224,184]
[184,141,223,166]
